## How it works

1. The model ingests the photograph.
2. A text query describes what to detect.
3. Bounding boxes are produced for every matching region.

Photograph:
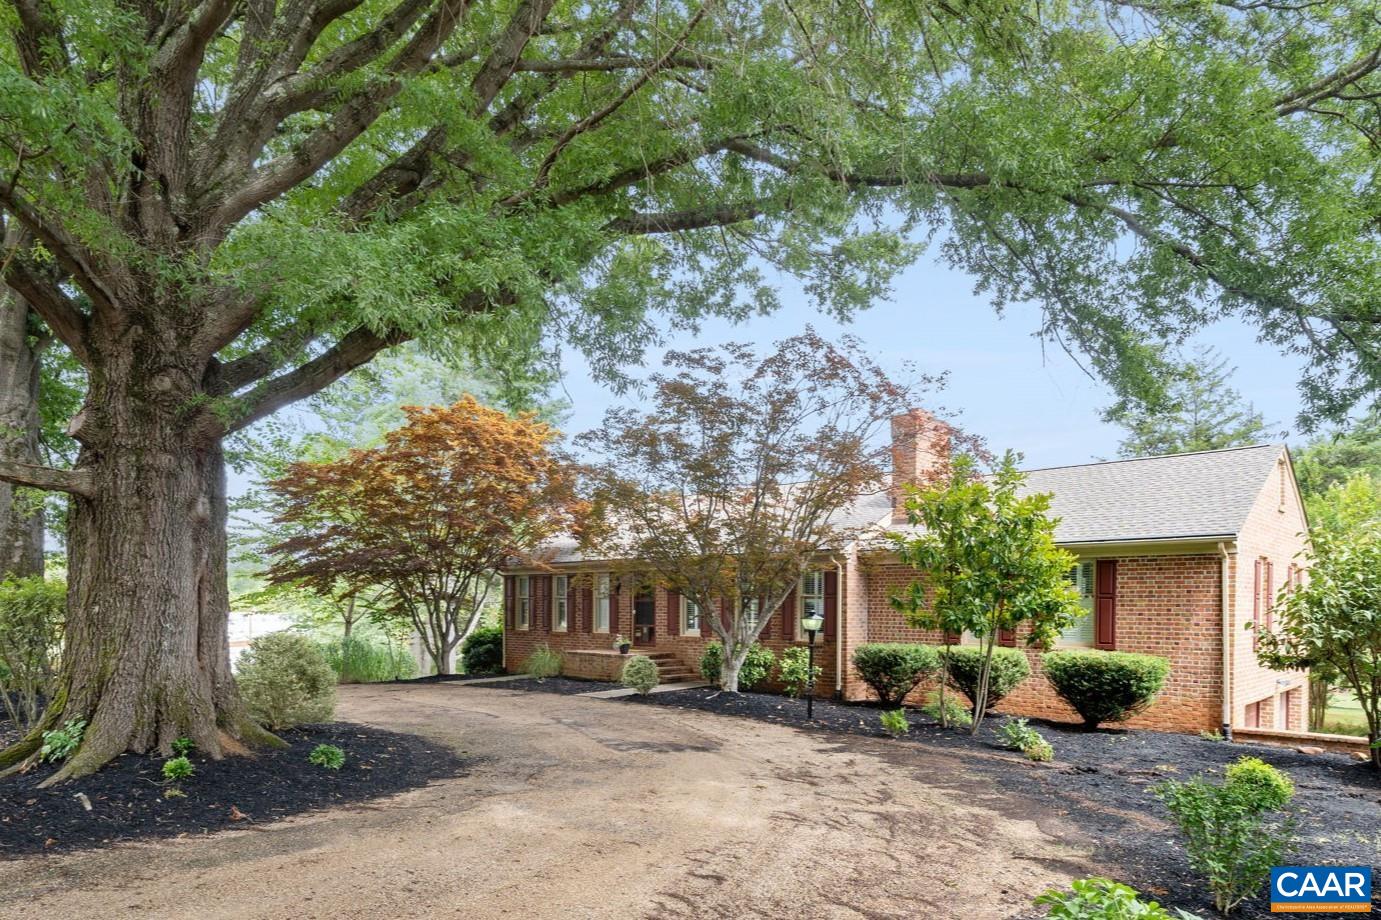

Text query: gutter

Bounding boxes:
[830,554,845,696]
[1219,541,1233,740]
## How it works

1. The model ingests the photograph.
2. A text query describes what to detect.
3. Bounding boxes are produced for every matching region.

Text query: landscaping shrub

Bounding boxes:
[620,655,660,695]
[879,709,910,738]
[1155,757,1296,914]
[324,635,416,683]
[237,631,337,730]
[1023,737,1054,762]
[943,645,1030,710]
[524,644,562,679]
[162,756,194,781]
[851,643,939,706]
[1043,650,1170,728]
[920,692,972,729]
[309,743,347,770]
[996,717,1043,751]
[1034,877,1200,919]
[698,642,775,690]
[171,737,194,757]
[461,626,504,675]
[778,646,822,698]
[1224,756,1294,811]
[0,576,65,733]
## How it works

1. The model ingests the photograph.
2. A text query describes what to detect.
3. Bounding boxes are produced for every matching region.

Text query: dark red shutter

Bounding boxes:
[504,575,515,629]
[1252,558,1263,649]
[719,596,731,632]
[701,598,713,637]
[781,588,797,640]
[822,571,837,640]
[566,576,576,632]
[942,630,960,645]
[535,576,547,632]
[666,589,679,637]
[998,627,1016,647]
[1094,559,1117,650]
[583,582,594,633]
[609,577,619,636]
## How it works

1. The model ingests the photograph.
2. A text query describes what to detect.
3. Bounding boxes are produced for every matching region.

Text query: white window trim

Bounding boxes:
[553,575,569,632]
[680,595,701,635]
[516,575,531,631]
[1055,561,1096,648]
[594,573,611,633]
[795,571,827,642]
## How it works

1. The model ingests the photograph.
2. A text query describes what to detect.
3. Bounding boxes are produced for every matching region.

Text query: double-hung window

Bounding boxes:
[681,595,701,634]
[796,571,826,640]
[553,575,569,632]
[1057,562,1095,647]
[516,575,531,630]
[594,574,611,632]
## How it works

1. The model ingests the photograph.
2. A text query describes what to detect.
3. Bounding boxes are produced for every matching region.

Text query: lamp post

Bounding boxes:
[801,610,825,720]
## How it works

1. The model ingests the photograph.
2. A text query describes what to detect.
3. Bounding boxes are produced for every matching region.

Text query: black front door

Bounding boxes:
[633,589,656,646]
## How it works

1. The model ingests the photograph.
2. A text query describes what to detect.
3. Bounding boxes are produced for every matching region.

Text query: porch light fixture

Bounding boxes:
[801,610,825,719]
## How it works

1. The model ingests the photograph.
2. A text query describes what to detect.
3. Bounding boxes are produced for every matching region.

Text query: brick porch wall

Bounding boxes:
[502,576,840,695]
[850,554,1228,733]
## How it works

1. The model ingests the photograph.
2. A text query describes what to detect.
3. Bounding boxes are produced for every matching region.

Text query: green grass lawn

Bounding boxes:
[1320,690,1369,737]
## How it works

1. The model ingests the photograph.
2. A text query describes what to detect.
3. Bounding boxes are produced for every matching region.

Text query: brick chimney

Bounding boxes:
[890,409,951,524]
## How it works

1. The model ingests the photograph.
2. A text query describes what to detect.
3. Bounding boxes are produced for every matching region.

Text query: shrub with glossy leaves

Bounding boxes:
[1224,757,1295,812]
[1043,650,1170,728]
[943,645,1030,709]
[851,643,939,707]
[524,645,562,680]
[237,631,336,730]
[699,642,775,690]
[462,626,504,675]
[620,655,660,695]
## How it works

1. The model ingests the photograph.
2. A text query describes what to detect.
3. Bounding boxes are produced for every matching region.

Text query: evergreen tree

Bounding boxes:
[1103,347,1273,459]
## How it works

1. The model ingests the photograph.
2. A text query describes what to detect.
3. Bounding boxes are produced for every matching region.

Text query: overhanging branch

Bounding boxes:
[0,460,94,496]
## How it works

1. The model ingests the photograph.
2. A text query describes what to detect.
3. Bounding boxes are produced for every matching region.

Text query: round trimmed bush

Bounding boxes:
[943,645,1031,709]
[698,641,775,690]
[1224,756,1294,811]
[237,631,336,730]
[1042,649,1170,728]
[620,655,660,695]
[461,626,504,674]
[851,643,940,706]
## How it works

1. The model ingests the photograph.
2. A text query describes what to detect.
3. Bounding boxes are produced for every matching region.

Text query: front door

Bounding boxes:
[633,589,656,646]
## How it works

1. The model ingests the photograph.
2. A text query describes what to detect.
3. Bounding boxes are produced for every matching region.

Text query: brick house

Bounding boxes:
[501,410,1311,735]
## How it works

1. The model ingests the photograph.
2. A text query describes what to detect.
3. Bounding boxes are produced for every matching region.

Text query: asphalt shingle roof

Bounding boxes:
[1013,443,1284,544]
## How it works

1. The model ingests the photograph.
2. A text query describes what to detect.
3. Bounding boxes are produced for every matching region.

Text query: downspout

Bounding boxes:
[830,554,844,696]
[1218,542,1233,741]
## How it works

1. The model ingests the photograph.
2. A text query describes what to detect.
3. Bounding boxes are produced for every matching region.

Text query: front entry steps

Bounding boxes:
[578,650,708,698]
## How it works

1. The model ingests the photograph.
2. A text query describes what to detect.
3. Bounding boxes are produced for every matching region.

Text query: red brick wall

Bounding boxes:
[850,554,1227,732]
[501,573,840,695]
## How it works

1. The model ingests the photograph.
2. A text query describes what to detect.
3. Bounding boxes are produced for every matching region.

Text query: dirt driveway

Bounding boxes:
[0,684,1097,919]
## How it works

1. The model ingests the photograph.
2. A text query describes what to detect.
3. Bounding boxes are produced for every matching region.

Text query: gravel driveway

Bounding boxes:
[0,683,1098,919]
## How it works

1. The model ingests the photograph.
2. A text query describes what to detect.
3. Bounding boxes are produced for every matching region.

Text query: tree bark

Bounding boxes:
[0,288,44,578]
[0,327,280,783]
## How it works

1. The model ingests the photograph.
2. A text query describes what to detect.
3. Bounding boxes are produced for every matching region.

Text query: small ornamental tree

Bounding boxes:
[890,452,1081,734]
[580,332,949,692]
[1255,525,1381,770]
[265,397,579,676]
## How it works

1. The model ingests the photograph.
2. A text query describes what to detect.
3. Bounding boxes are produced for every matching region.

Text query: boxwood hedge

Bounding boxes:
[1042,649,1170,728]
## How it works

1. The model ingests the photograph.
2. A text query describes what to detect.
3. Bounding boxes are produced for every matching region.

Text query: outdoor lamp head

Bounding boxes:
[801,612,825,634]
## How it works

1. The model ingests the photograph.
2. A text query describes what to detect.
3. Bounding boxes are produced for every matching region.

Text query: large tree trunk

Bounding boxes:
[0,288,44,578]
[0,332,278,783]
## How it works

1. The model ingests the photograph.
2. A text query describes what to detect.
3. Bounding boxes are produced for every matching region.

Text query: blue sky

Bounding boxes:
[557,253,1306,470]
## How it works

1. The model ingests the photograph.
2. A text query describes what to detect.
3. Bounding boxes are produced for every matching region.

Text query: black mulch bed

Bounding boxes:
[501,677,1378,918]
[474,675,614,695]
[389,671,504,684]
[0,722,465,858]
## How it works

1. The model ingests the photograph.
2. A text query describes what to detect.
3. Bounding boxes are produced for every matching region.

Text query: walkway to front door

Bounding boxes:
[633,588,655,646]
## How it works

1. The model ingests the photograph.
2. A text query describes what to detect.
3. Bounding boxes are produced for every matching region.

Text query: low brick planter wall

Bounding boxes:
[563,649,630,682]
[1232,727,1371,756]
